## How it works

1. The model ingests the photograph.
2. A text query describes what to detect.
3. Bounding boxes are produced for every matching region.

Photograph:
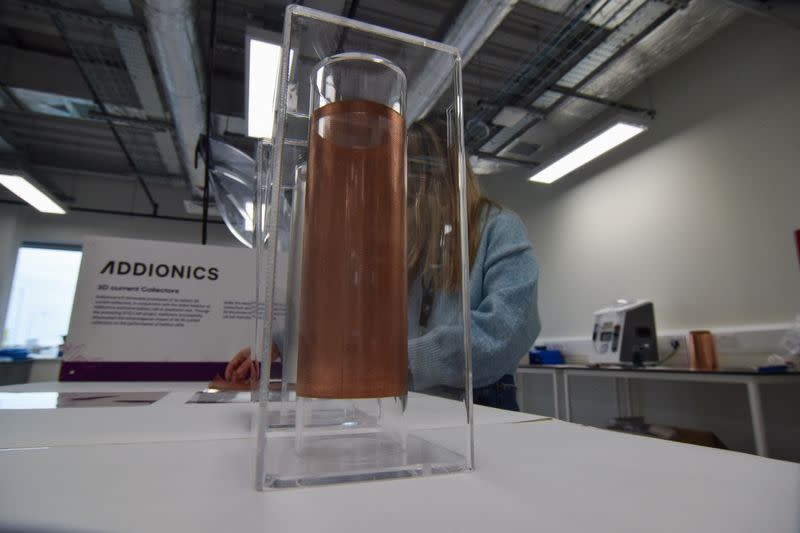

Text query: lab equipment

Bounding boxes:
[591,300,659,366]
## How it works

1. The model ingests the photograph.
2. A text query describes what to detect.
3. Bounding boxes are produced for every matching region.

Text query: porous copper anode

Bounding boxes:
[298,99,407,399]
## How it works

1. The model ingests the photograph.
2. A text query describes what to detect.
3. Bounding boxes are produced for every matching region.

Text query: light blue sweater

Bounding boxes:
[407,207,541,391]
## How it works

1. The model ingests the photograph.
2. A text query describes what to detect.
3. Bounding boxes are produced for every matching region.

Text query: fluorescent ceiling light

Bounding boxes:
[0,173,66,214]
[529,122,646,184]
[247,39,283,140]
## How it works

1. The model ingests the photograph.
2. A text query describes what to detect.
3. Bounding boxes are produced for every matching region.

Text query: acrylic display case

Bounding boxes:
[254,5,473,489]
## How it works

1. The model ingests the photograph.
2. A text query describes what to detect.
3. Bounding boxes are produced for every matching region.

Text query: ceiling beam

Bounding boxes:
[11,0,142,31]
[0,107,173,132]
[30,164,184,188]
[0,44,93,100]
[0,199,225,224]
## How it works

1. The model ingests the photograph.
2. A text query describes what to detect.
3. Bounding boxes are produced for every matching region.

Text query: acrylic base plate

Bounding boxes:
[262,432,468,488]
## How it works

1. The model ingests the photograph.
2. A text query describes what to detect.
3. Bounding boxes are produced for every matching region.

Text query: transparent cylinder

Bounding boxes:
[298,54,408,399]
[294,53,408,456]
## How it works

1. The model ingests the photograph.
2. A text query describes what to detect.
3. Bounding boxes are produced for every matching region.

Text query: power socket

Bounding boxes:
[661,336,684,351]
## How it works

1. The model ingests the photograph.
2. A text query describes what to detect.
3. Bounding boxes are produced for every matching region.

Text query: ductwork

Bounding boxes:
[407,0,518,120]
[142,0,206,193]
[471,0,741,173]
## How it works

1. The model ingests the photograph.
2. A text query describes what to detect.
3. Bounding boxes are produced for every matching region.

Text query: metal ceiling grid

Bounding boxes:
[70,41,143,110]
[463,0,613,154]
[3,115,133,176]
[0,0,748,213]
[193,0,457,78]
[578,0,739,102]
[195,1,251,74]
[490,1,674,162]
[508,0,734,166]
[52,13,173,179]
[462,1,602,107]
[468,0,683,166]
[115,127,171,175]
[0,0,185,203]
[2,114,121,155]
[354,0,455,40]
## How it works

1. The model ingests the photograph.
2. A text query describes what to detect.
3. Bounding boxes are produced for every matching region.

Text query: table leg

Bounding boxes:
[614,378,633,417]
[552,370,561,420]
[563,372,572,422]
[625,378,633,417]
[746,380,768,457]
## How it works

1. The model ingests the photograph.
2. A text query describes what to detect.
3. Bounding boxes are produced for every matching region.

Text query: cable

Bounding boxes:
[658,339,681,365]
[201,0,220,245]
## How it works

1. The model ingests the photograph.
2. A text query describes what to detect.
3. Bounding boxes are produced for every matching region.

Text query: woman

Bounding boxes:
[226,118,540,411]
[404,119,540,410]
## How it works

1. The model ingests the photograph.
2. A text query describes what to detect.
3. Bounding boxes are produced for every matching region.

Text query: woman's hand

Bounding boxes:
[224,346,257,383]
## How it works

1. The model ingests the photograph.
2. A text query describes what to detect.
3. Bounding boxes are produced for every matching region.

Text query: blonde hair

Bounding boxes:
[407,119,495,291]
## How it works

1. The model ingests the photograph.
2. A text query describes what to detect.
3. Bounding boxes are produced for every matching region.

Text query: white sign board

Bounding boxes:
[62,236,256,380]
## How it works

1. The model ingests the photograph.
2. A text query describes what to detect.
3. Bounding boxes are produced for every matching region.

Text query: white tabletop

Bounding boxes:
[1,419,797,533]
[0,381,544,448]
[2,382,798,532]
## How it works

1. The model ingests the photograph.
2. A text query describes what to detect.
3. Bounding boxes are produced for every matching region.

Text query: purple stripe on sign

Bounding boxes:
[60,362,228,381]
[59,361,284,382]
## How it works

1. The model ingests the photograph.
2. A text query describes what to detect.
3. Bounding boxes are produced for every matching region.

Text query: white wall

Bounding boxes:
[482,15,800,462]
[481,14,800,339]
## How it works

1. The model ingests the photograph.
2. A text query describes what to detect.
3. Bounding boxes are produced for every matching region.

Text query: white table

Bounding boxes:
[1,415,797,532]
[0,381,544,449]
[516,364,800,457]
[2,381,799,532]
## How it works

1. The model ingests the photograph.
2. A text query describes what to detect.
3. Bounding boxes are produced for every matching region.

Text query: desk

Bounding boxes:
[516,364,800,457]
[1,414,798,532]
[0,381,545,449]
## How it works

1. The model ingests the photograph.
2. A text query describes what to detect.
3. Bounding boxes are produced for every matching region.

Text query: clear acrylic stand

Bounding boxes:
[254,5,473,489]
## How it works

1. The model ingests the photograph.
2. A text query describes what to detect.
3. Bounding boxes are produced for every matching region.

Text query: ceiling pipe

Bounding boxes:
[142,0,207,194]
[407,0,518,121]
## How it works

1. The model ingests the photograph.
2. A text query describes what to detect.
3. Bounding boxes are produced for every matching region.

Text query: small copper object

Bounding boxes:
[687,330,718,370]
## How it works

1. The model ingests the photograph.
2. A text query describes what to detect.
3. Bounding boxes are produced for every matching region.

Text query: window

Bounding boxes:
[3,244,82,354]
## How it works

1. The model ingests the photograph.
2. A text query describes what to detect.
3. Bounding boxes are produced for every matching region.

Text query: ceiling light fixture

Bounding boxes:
[246,38,283,140]
[528,122,647,184]
[0,173,66,214]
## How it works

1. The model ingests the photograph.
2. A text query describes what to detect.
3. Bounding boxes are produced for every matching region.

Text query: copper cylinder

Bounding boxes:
[687,330,718,370]
[297,99,407,399]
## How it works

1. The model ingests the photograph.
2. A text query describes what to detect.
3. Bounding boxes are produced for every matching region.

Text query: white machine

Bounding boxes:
[591,300,658,365]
